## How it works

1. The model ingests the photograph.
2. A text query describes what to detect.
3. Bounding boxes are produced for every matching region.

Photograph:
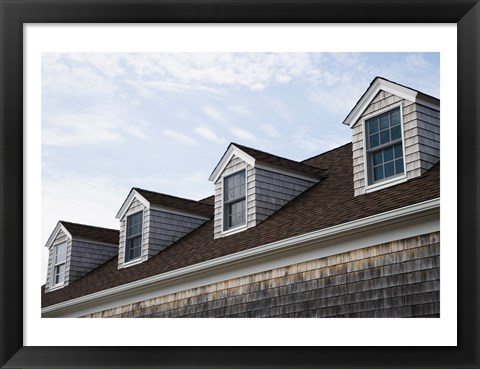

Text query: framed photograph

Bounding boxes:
[1,1,479,368]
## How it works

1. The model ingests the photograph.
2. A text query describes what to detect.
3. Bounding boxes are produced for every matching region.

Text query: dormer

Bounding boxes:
[44,221,119,292]
[343,77,440,196]
[209,143,326,239]
[115,188,213,269]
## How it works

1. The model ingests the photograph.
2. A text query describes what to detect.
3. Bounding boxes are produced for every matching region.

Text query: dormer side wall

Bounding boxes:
[352,90,439,196]
[68,240,118,283]
[45,229,72,292]
[147,209,207,258]
[252,167,316,224]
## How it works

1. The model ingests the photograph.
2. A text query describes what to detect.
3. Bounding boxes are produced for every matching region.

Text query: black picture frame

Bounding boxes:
[1,1,479,368]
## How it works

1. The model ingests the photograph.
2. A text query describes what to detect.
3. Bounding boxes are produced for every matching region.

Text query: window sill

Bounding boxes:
[365,174,408,193]
[122,257,143,268]
[221,224,248,237]
[48,284,65,292]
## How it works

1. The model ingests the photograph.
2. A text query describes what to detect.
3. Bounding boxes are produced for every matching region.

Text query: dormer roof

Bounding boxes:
[45,221,119,249]
[342,76,440,128]
[115,187,213,220]
[208,142,327,183]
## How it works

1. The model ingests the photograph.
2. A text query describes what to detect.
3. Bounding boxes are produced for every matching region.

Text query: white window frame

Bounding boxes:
[123,210,144,266]
[362,102,408,193]
[221,168,248,236]
[50,242,67,288]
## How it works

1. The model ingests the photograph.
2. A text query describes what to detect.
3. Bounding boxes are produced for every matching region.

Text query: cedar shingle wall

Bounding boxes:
[83,232,440,318]
[352,90,440,196]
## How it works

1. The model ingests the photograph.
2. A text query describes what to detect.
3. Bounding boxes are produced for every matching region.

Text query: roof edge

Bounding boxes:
[42,198,440,315]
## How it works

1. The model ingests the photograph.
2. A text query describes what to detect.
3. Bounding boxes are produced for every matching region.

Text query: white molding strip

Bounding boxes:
[42,198,440,316]
[44,222,72,249]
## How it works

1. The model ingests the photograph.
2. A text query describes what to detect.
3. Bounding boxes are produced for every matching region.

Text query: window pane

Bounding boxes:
[391,125,401,141]
[224,171,246,201]
[373,151,383,165]
[374,166,384,181]
[368,119,379,134]
[369,133,379,148]
[395,158,404,174]
[390,109,401,126]
[383,146,394,162]
[394,143,403,158]
[380,115,389,130]
[384,161,395,178]
[380,130,390,145]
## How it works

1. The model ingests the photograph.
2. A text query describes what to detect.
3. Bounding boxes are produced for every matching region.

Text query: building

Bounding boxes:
[41,77,440,318]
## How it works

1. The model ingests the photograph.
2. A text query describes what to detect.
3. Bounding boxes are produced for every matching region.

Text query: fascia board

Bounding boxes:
[42,198,440,316]
[208,145,255,183]
[45,222,72,249]
[115,189,150,219]
[344,79,419,128]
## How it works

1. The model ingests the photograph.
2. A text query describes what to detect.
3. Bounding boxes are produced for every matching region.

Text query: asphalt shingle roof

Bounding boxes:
[233,143,327,180]
[134,188,213,218]
[42,143,440,308]
[60,221,119,245]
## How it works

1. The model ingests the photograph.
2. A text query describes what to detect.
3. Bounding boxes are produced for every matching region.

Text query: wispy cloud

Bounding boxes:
[230,127,258,143]
[194,126,226,144]
[261,124,281,138]
[294,127,349,153]
[203,105,228,123]
[162,130,197,145]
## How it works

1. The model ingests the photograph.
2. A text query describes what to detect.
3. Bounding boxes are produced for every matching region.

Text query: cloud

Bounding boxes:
[162,130,197,145]
[194,126,226,144]
[203,105,228,123]
[294,127,350,153]
[230,127,258,143]
[228,105,256,119]
[261,124,281,138]
[42,113,124,146]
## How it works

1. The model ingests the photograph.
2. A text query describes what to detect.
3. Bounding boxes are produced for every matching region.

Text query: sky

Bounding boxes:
[41,52,440,281]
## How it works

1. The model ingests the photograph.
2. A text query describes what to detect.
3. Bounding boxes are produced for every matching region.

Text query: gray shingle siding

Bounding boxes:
[214,156,317,239]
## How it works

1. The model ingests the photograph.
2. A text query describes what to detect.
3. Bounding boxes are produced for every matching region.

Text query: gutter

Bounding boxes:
[42,198,440,316]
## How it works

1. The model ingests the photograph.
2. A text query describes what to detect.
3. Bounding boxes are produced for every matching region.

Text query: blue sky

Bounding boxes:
[41,52,439,278]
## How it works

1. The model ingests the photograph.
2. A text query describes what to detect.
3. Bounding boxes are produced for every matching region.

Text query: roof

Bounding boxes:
[133,188,214,218]
[209,142,327,182]
[60,221,119,245]
[42,142,440,308]
[233,143,327,179]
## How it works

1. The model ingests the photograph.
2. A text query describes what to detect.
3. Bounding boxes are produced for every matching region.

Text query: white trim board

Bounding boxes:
[42,198,440,317]
[44,222,72,249]
[343,78,440,127]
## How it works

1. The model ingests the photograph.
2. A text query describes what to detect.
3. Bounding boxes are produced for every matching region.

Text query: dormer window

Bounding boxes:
[51,242,66,287]
[365,107,405,184]
[125,211,143,263]
[223,170,246,231]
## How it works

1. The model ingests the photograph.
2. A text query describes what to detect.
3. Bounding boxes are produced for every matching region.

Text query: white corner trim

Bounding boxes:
[115,189,150,220]
[42,198,440,316]
[343,78,440,128]
[208,145,255,183]
[44,222,72,249]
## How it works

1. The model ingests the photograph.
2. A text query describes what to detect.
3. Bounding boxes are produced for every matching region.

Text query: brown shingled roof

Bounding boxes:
[233,143,327,179]
[60,221,119,245]
[42,143,439,308]
[134,188,213,218]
